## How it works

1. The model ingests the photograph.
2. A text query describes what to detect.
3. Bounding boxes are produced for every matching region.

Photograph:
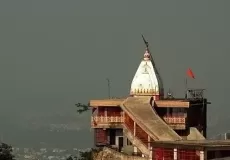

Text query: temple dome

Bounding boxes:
[130,49,163,100]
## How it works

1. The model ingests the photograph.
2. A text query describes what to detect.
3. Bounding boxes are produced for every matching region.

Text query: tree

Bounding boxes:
[78,148,102,160]
[0,142,15,160]
[66,155,77,160]
[74,101,104,160]
[75,103,90,114]
[72,103,95,160]
[66,148,102,160]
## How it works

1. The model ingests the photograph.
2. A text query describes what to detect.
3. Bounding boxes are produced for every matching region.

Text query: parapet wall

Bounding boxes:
[94,147,147,160]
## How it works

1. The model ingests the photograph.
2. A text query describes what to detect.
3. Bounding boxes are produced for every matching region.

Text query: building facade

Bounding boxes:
[89,39,230,159]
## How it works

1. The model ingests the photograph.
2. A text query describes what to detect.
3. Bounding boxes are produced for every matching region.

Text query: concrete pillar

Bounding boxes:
[149,147,152,160]
[123,135,127,147]
[134,122,136,136]
[200,151,204,160]
[134,146,138,155]
[133,122,138,155]
[173,148,177,160]
[148,135,150,149]
[105,107,107,117]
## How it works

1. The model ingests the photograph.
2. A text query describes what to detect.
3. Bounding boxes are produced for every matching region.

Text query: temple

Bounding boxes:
[89,36,230,160]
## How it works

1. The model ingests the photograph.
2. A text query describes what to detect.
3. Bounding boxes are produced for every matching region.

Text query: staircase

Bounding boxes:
[121,97,182,141]
[123,125,150,157]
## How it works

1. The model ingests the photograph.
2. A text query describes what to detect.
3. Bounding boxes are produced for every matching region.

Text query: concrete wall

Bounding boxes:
[94,147,148,160]
[187,99,207,137]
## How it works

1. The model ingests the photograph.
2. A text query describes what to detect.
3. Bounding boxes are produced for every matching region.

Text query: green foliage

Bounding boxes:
[0,143,15,160]
[75,103,90,114]
[66,156,76,160]
[74,102,100,159]
[66,155,79,160]
[66,148,102,160]
[78,148,101,160]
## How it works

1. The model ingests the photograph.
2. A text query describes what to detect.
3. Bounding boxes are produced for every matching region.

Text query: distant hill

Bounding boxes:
[0,111,93,149]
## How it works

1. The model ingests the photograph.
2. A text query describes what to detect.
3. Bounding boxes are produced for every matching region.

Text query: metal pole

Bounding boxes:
[185,78,188,90]
[185,78,188,99]
[106,78,111,98]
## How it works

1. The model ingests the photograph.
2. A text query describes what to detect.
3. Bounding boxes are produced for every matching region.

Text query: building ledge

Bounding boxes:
[90,99,125,107]
[89,98,191,108]
[151,140,230,150]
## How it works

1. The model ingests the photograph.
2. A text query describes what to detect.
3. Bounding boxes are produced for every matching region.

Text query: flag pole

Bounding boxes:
[185,68,195,98]
[185,77,188,99]
[185,78,188,90]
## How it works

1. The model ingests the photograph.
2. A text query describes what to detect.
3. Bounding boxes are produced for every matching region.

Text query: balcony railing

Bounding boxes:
[163,116,186,124]
[91,116,124,127]
[163,116,187,130]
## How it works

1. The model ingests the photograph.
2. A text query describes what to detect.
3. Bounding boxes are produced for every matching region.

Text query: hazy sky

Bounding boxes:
[0,1,229,137]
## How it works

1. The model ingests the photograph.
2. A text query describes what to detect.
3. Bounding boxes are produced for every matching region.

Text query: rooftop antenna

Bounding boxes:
[106,78,111,99]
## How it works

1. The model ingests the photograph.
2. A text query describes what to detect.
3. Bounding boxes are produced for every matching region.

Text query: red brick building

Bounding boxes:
[89,38,230,159]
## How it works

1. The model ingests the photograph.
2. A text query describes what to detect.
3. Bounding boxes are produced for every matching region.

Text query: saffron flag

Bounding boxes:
[187,68,195,79]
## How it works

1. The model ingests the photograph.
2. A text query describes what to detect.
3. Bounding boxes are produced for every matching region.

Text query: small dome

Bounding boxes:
[143,49,151,60]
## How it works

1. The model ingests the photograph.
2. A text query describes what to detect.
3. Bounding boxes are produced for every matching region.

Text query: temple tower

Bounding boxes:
[130,41,164,100]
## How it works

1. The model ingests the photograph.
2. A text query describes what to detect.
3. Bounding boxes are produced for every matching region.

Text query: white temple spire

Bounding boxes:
[130,36,164,100]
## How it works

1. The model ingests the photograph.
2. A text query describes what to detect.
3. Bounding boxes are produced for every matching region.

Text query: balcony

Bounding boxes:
[91,116,124,128]
[163,116,187,130]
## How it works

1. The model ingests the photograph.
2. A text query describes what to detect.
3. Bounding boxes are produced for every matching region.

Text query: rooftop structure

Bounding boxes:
[130,49,163,100]
[89,36,229,160]
[130,35,163,100]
